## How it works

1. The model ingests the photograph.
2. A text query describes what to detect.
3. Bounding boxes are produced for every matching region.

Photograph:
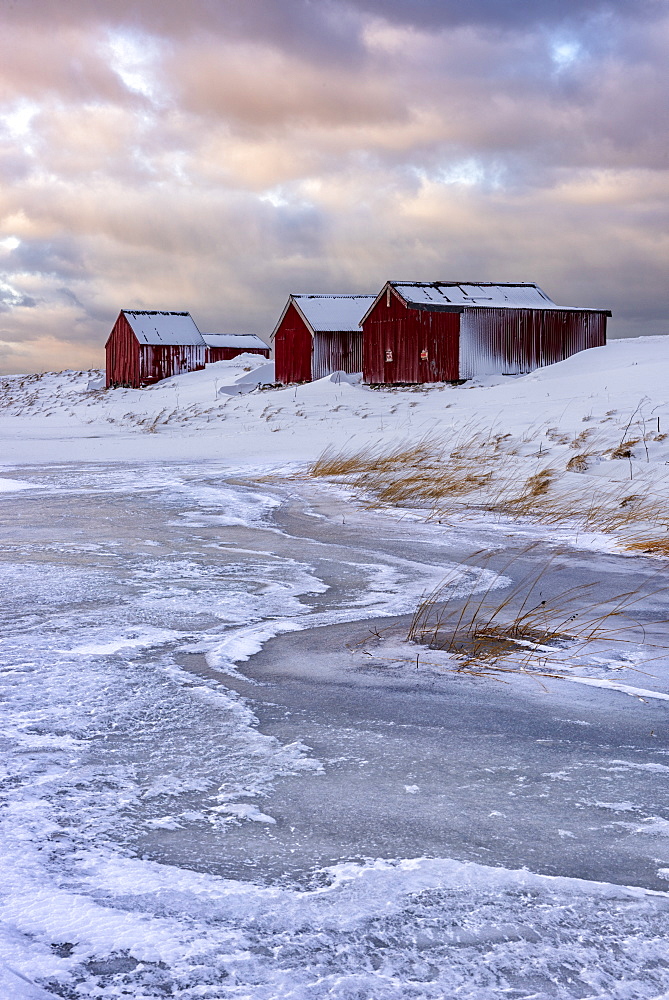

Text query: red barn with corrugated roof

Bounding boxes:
[105,310,206,388]
[270,293,375,383]
[361,282,610,384]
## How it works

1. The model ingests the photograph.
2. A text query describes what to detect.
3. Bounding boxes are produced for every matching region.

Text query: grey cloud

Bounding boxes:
[0,143,33,184]
[3,0,659,40]
[272,203,325,257]
[0,286,36,311]
[0,0,366,67]
[57,287,88,312]
[345,0,658,30]
[0,24,139,106]
[10,238,86,281]
[0,338,34,366]
[0,0,666,375]
[166,42,406,129]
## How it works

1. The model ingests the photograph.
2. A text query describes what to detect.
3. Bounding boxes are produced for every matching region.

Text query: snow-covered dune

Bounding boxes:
[1,337,669,552]
[0,338,667,466]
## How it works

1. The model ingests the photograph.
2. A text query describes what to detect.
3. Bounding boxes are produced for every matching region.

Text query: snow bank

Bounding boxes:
[1,337,669,552]
[0,476,36,492]
[0,339,666,466]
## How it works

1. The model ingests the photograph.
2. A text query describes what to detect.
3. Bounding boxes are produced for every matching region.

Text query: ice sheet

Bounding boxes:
[0,461,667,998]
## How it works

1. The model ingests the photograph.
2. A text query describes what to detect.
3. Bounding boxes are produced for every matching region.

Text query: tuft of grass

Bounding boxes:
[625,537,669,557]
[566,453,591,473]
[309,429,669,546]
[310,431,518,509]
[546,427,570,445]
[570,428,593,450]
[609,438,640,460]
[406,547,667,674]
[311,439,439,480]
[512,468,554,502]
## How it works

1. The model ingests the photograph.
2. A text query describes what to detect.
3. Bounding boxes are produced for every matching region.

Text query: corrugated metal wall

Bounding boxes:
[362,292,460,383]
[139,344,205,385]
[274,303,312,383]
[206,347,270,363]
[105,312,140,387]
[540,310,607,364]
[312,332,363,380]
[459,309,608,378]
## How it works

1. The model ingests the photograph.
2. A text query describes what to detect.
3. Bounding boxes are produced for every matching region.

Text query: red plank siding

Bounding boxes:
[362,291,460,384]
[205,347,270,363]
[138,345,205,385]
[273,302,312,383]
[105,312,140,387]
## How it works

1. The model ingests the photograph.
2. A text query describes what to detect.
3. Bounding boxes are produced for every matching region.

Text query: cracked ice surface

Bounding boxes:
[0,463,667,999]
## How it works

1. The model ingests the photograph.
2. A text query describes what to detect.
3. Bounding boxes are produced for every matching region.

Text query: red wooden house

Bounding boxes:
[270,294,375,383]
[105,310,206,388]
[203,334,270,363]
[361,282,610,384]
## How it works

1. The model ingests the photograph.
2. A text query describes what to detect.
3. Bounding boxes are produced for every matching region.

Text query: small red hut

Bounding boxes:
[203,334,270,363]
[361,282,610,384]
[105,310,206,388]
[270,294,375,384]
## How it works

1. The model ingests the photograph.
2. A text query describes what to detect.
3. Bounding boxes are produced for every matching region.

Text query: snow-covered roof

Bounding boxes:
[202,334,269,350]
[390,282,556,309]
[123,310,205,346]
[294,294,376,332]
[271,294,376,339]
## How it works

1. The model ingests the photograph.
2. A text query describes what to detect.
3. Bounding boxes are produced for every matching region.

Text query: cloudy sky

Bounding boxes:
[0,0,666,373]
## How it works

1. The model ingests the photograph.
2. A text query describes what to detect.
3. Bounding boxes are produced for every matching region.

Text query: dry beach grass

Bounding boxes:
[345,546,669,680]
[311,413,669,677]
[309,419,669,550]
[405,547,667,675]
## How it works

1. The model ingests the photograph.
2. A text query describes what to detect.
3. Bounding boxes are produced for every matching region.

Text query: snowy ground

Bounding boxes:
[3,341,669,551]
[0,342,668,998]
[0,340,668,474]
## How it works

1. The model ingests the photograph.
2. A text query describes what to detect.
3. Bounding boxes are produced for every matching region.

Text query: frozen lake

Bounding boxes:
[0,462,668,999]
